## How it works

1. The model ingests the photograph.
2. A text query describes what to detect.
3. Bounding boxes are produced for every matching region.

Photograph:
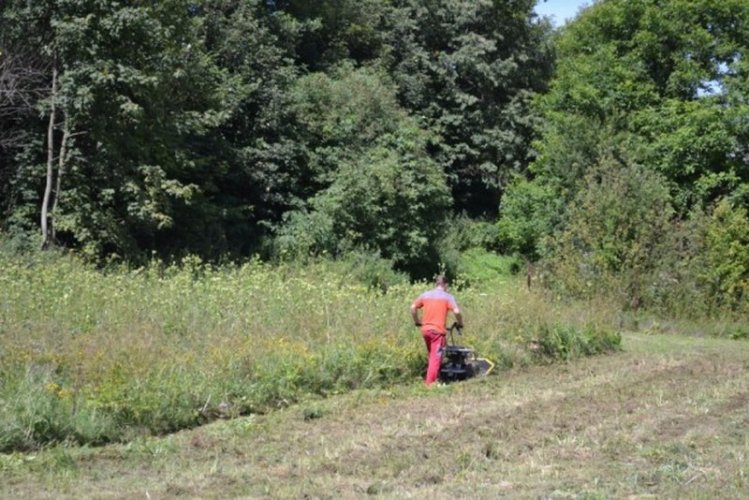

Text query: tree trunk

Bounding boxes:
[41,64,57,249]
[50,114,69,242]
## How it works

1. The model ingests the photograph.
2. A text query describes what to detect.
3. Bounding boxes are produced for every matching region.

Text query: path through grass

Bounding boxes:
[3,331,748,498]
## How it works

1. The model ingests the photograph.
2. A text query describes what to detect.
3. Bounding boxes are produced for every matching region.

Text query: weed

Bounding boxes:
[0,252,622,451]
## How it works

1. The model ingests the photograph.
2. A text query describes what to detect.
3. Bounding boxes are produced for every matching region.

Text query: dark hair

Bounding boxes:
[435,274,448,287]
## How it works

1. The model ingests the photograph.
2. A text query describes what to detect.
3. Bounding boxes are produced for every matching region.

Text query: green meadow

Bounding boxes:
[0,251,620,452]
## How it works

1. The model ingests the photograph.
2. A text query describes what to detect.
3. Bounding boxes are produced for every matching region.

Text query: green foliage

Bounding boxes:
[0,250,622,451]
[557,0,748,100]
[428,214,500,282]
[0,0,304,260]
[275,67,451,277]
[700,199,749,313]
[246,341,418,409]
[456,248,520,286]
[0,0,558,277]
[504,0,749,316]
[442,214,501,252]
[285,65,413,185]
[538,172,749,318]
[549,196,749,320]
[330,251,410,292]
[279,0,390,69]
[533,324,622,362]
[729,325,749,340]
[0,365,118,451]
[544,154,674,308]
[1,0,229,259]
[497,175,560,259]
[382,0,554,216]
[4,0,747,322]
[632,99,740,209]
[274,209,337,259]
[521,0,749,240]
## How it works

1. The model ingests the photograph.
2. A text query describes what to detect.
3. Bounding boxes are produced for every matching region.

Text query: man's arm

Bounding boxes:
[410,303,422,326]
[453,306,463,328]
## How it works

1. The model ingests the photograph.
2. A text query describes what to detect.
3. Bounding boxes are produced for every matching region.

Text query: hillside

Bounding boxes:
[2,332,748,498]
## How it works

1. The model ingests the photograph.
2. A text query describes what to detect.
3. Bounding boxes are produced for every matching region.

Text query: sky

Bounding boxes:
[533,0,593,27]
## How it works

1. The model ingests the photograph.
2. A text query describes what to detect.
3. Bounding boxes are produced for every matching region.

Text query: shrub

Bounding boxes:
[699,199,749,313]
[443,215,502,252]
[429,216,510,284]
[533,323,622,361]
[616,199,749,318]
[275,67,452,279]
[457,248,521,286]
[332,250,409,292]
[497,176,560,260]
[543,154,674,309]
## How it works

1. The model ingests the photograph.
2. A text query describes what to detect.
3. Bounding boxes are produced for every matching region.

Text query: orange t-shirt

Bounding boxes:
[412,288,459,335]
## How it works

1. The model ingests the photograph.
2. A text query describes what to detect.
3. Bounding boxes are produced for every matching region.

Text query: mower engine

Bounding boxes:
[439,323,494,382]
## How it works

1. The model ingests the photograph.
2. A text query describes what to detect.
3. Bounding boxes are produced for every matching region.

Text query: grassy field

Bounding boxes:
[0,252,619,452]
[2,331,748,498]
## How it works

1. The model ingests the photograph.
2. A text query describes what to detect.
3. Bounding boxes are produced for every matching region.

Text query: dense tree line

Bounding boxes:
[1,0,747,310]
[0,0,552,277]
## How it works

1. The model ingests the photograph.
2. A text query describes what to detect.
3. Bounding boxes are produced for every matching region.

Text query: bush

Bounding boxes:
[497,176,560,260]
[699,199,749,313]
[533,323,622,361]
[543,154,674,309]
[433,216,508,284]
[457,248,521,286]
[443,215,502,252]
[609,199,749,318]
[332,250,409,292]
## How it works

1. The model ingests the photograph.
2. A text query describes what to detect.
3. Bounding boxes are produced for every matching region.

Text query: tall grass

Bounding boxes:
[0,252,620,451]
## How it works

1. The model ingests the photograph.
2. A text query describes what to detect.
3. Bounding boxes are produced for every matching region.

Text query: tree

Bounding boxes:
[175,0,304,258]
[1,2,56,246]
[0,44,49,215]
[501,0,749,260]
[271,0,390,69]
[2,0,557,269]
[2,0,229,259]
[274,67,451,277]
[381,0,554,216]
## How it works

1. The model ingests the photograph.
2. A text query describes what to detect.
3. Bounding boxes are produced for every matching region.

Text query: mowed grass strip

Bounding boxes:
[2,332,748,498]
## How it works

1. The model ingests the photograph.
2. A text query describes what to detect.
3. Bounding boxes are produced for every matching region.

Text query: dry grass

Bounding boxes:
[2,331,748,498]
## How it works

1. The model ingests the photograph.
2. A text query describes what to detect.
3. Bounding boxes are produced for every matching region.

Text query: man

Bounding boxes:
[410,275,464,385]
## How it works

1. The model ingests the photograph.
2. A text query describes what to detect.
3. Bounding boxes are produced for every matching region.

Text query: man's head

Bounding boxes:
[435,274,448,289]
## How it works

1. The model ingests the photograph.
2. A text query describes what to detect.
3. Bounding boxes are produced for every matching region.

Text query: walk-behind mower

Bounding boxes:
[439,322,495,382]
